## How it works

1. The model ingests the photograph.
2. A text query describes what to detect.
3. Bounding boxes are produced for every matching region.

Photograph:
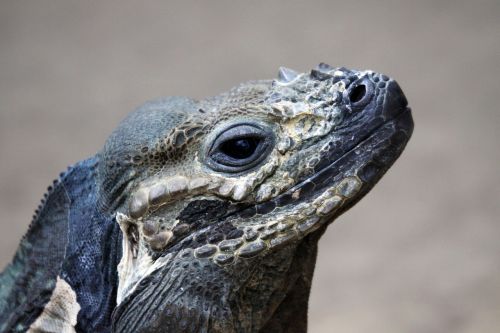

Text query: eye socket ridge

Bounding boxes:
[206,123,275,173]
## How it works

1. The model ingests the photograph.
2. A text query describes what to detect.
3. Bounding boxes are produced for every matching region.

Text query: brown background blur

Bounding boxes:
[1,1,499,332]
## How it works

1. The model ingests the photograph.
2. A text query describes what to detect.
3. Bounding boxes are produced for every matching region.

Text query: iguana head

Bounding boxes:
[99,64,413,332]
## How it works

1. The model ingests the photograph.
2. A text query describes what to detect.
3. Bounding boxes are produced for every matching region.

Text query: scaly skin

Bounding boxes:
[0,64,413,333]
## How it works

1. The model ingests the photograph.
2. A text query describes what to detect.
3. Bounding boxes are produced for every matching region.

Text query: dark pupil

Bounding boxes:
[220,137,259,159]
[349,84,366,103]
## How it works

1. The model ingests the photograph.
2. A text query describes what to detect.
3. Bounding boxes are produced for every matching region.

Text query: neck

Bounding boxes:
[113,227,325,333]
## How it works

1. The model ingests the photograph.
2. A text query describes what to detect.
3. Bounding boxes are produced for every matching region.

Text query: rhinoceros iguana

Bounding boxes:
[0,63,413,332]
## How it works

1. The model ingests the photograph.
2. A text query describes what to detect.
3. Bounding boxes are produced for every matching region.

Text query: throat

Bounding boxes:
[113,227,324,333]
[260,226,324,333]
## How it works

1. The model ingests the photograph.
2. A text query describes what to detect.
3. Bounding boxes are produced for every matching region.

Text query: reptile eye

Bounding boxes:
[345,77,374,108]
[206,124,274,173]
[220,137,260,160]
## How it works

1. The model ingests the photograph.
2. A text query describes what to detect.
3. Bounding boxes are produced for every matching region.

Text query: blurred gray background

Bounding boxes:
[1,1,499,332]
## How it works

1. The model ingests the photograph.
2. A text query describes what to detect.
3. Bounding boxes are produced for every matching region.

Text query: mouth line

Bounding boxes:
[300,106,412,189]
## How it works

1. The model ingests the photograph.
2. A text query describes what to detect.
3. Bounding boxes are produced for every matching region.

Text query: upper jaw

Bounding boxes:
[231,105,413,220]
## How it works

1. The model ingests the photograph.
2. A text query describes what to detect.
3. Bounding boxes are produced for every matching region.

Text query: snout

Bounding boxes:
[381,78,409,119]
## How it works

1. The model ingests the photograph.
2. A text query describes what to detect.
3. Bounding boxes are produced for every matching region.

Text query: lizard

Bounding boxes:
[0,63,413,333]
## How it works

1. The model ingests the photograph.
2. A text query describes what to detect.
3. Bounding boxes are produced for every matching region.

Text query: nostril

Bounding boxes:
[344,78,374,108]
[349,84,366,104]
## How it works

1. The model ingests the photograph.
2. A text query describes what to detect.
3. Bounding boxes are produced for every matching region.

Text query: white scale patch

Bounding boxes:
[28,276,80,333]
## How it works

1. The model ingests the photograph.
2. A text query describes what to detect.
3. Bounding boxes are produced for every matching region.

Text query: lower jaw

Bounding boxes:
[153,108,413,260]
[187,108,414,261]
